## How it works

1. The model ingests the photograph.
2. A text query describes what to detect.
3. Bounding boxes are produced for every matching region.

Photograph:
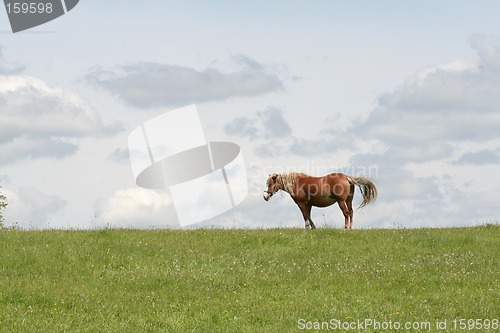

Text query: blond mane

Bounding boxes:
[277,172,297,195]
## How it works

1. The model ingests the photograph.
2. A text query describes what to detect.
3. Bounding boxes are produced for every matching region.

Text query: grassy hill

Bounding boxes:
[0,225,499,332]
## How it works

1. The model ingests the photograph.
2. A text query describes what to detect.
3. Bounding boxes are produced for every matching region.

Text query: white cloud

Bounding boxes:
[349,34,500,169]
[0,74,121,164]
[86,56,284,108]
[3,187,66,228]
[94,188,177,228]
[224,106,291,140]
[367,35,500,147]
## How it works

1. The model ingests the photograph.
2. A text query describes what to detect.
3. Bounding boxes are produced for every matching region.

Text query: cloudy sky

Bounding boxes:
[1,1,500,229]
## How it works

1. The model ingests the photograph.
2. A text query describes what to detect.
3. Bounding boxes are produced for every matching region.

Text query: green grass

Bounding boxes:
[0,225,499,332]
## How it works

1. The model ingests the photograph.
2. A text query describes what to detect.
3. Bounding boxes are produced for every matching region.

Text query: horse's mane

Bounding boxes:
[278,172,297,195]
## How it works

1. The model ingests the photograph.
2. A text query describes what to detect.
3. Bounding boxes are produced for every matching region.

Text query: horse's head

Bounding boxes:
[263,173,280,201]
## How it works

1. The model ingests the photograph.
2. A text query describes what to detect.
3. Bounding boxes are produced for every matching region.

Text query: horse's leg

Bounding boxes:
[297,203,313,229]
[309,213,316,229]
[346,190,354,229]
[305,205,316,229]
[338,201,350,230]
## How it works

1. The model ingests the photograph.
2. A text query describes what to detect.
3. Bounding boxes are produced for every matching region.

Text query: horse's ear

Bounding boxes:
[271,173,278,180]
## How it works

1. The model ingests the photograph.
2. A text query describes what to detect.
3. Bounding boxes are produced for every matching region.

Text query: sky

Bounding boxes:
[1,1,500,229]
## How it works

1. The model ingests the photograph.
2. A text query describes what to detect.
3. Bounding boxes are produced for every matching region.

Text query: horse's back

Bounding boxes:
[295,172,349,187]
[296,172,347,181]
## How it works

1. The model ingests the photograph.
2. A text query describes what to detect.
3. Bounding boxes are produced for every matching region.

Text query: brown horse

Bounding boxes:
[263,172,377,229]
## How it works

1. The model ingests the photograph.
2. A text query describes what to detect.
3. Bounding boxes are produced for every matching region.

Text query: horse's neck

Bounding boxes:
[279,173,296,195]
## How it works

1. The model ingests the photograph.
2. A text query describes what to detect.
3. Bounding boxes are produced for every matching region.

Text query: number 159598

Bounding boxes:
[6,2,53,14]
[452,318,499,330]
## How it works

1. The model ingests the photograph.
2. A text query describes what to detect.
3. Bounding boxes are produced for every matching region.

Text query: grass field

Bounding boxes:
[0,225,499,332]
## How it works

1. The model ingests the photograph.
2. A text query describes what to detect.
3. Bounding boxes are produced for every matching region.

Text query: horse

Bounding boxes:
[263,172,377,229]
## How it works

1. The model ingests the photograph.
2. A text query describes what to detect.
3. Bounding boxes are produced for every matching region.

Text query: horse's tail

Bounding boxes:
[347,176,377,209]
